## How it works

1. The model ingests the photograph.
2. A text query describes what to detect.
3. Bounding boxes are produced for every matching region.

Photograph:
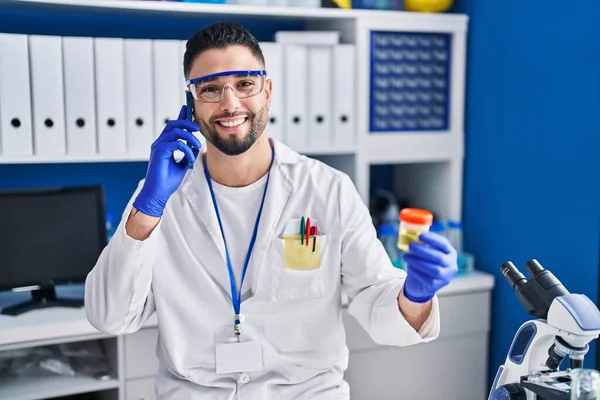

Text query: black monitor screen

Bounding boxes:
[0,185,107,290]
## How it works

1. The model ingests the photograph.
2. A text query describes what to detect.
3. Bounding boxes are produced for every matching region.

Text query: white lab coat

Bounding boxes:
[85,139,440,400]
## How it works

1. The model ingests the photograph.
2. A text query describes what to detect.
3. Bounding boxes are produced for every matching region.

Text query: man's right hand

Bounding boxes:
[132,105,202,218]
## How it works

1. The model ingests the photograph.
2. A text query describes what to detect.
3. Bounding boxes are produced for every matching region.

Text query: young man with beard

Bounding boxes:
[85,22,458,399]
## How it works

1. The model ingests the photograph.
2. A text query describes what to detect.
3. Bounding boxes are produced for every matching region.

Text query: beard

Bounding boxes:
[197,104,269,156]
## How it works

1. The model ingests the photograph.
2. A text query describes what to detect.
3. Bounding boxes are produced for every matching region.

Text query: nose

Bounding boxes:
[220,85,241,113]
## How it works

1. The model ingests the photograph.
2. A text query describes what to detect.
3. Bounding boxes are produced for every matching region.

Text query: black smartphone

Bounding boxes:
[185,91,195,169]
[186,91,194,122]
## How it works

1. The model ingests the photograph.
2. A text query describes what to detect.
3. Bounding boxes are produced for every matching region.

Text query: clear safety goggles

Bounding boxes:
[185,70,267,103]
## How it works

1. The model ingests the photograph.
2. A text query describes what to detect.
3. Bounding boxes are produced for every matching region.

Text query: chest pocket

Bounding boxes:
[271,233,329,301]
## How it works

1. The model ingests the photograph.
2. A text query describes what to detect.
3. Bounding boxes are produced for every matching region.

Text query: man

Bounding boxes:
[85,22,458,399]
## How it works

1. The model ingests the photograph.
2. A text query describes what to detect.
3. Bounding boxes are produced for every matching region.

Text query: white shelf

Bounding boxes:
[0,307,158,349]
[437,270,495,296]
[0,307,106,349]
[361,132,464,164]
[0,154,149,164]
[341,270,493,306]
[0,147,355,164]
[299,147,356,156]
[0,375,118,400]
[13,0,468,24]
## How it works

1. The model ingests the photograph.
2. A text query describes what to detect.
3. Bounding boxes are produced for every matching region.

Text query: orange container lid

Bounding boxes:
[399,208,433,225]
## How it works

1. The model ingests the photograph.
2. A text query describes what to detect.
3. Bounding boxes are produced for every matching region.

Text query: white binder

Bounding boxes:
[307,45,333,150]
[0,34,33,157]
[63,36,97,156]
[124,39,154,157]
[94,37,127,154]
[259,42,284,143]
[283,44,308,152]
[29,35,66,156]
[333,44,356,149]
[180,39,188,109]
[153,40,182,135]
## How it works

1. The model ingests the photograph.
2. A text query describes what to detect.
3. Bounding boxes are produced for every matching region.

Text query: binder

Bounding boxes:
[180,40,188,109]
[124,39,154,157]
[307,45,333,150]
[63,36,97,156]
[178,40,206,150]
[283,44,308,152]
[0,33,33,156]
[94,37,127,154]
[259,42,283,143]
[333,44,355,148]
[153,40,182,136]
[29,35,66,156]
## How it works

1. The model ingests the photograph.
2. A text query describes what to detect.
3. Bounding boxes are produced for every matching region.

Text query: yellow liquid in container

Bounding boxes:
[397,208,433,252]
[397,226,423,252]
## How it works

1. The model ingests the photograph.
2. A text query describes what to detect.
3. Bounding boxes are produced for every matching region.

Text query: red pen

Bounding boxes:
[305,218,311,247]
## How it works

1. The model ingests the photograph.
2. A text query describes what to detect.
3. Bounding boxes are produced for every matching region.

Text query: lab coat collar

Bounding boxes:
[271,138,302,165]
[179,137,295,298]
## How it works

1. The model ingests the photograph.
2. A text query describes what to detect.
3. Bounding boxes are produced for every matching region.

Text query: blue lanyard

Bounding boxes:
[203,146,274,335]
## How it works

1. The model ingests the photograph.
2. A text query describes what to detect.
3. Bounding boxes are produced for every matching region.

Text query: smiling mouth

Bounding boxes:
[215,117,248,128]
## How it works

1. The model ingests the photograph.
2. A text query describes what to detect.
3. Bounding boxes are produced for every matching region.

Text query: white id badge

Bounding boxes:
[214,318,264,374]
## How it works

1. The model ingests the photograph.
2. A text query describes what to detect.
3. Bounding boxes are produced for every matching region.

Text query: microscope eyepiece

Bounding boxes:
[501,259,569,319]
[525,258,569,296]
[501,261,527,290]
[525,259,545,277]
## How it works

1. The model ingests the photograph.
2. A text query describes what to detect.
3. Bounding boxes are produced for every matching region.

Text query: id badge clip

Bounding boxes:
[214,314,264,374]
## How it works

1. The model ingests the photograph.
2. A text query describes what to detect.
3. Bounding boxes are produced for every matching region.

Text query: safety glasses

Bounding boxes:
[185,70,267,103]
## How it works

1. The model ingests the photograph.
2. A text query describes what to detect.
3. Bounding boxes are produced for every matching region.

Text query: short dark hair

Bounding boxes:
[183,22,265,80]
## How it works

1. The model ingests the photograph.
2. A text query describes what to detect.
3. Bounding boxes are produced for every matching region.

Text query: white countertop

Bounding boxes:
[0,270,494,349]
[438,270,495,296]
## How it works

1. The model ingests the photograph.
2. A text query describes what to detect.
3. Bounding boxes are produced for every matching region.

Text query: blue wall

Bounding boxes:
[452,0,600,384]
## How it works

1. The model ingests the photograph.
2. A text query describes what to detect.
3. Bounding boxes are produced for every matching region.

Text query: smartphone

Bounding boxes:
[186,91,194,122]
[185,91,195,169]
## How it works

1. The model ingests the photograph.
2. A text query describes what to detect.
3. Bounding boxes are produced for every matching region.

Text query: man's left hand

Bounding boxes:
[402,231,459,303]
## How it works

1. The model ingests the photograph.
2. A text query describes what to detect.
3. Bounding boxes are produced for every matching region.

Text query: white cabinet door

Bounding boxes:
[124,327,160,379]
[126,378,156,400]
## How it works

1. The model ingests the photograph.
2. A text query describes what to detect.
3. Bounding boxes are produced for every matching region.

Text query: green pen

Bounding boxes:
[300,216,305,245]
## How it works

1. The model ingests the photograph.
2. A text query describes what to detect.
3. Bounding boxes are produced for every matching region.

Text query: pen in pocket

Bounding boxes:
[311,226,317,254]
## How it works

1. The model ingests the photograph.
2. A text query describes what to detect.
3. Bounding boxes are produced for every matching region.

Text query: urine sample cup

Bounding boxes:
[397,208,433,252]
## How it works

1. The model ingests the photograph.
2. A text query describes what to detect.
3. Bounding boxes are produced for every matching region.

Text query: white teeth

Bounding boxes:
[219,118,245,127]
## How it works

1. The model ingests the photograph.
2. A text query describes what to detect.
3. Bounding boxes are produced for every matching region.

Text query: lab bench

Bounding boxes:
[0,271,493,400]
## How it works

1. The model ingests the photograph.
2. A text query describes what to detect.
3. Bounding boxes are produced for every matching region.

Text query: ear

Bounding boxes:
[264,78,272,110]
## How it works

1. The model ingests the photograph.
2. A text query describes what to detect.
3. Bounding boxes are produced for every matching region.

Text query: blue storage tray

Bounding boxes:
[369,31,452,133]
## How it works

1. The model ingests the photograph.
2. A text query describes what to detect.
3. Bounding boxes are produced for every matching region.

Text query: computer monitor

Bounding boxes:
[0,185,107,316]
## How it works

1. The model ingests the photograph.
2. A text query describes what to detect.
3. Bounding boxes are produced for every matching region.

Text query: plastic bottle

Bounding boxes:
[430,220,446,237]
[446,220,463,253]
[446,220,474,275]
[378,222,399,264]
[376,195,400,265]
[397,208,433,252]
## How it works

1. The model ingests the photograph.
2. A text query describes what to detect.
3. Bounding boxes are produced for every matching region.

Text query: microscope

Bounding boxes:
[489,259,600,399]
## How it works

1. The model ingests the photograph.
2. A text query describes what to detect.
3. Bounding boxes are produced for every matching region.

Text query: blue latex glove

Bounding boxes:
[402,231,458,303]
[132,105,202,217]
